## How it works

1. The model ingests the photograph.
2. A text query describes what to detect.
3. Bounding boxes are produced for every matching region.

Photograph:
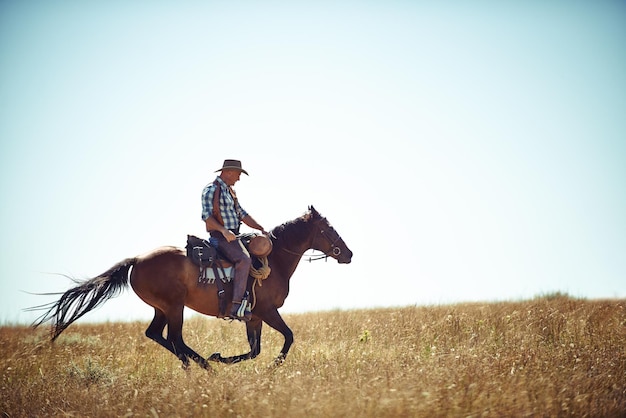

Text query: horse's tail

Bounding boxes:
[30,258,138,341]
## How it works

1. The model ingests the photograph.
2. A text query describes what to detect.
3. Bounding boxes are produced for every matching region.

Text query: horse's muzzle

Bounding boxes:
[338,249,353,264]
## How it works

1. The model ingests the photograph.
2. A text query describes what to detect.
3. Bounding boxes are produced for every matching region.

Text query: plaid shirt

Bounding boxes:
[201,176,248,230]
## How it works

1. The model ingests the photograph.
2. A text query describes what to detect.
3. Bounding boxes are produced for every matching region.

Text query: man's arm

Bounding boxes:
[205,216,237,242]
[242,215,267,235]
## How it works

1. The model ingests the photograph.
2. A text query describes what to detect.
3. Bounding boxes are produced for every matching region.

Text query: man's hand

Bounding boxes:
[222,229,237,242]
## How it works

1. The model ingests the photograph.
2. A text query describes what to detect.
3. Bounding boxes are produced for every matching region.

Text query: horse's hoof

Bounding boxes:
[201,361,215,373]
[209,352,223,362]
[268,354,286,368]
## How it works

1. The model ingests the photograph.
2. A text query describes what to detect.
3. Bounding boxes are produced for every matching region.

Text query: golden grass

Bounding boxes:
[1,296,625,417]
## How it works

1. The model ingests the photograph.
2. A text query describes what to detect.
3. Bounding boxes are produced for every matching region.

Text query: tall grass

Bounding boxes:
[1,296,624,417]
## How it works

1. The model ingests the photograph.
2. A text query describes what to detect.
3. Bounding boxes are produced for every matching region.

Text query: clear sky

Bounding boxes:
[1,1,624,325]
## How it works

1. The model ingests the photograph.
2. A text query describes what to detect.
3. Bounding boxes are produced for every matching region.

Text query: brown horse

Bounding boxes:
[31,206,352,369]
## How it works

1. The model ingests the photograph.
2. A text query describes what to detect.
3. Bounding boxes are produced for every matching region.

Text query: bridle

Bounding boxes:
[278,218,343,262]
[316,221,343,258]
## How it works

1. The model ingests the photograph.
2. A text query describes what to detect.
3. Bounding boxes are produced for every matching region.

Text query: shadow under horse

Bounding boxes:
[30,206,353,369]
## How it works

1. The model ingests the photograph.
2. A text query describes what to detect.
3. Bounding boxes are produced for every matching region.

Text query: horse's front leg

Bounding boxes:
[260,308,293,364]
[208,317,263,364]
[246,316,263,358]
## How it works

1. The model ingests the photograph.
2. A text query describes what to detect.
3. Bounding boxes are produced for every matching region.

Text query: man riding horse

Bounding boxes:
[201,159,267,321]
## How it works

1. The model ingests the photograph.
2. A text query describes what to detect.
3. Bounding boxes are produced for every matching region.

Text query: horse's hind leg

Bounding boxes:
[145,308,198,363]
[166,305,210,370]
[145,308,172,353]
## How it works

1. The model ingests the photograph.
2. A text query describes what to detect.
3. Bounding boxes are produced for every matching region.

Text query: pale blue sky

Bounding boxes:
[1,1,624,324]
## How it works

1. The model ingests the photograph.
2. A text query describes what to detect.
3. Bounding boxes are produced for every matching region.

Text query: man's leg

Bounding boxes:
[213,235,251,320]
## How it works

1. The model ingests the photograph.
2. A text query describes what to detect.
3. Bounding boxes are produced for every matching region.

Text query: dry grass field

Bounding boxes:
[1,295,625,417]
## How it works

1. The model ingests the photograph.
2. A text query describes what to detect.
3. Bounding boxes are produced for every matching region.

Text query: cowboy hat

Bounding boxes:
[215,159,249,175]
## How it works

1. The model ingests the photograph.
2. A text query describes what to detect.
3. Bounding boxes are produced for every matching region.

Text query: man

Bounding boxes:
[201,159,267,321]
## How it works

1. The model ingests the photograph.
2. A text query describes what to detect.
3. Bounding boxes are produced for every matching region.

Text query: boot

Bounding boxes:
[230,300,252,322]
[230,263,249,320]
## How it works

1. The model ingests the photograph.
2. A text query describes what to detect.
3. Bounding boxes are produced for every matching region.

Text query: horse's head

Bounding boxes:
[307,206,353,264]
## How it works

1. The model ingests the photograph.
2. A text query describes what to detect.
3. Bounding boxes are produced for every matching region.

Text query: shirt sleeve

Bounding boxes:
[201,183,216,221]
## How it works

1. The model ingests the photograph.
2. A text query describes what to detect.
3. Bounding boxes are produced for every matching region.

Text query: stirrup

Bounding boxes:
[230,301,251,322]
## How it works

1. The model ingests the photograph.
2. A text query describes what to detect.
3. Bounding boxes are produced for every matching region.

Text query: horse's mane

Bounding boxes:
[270,206,321,239]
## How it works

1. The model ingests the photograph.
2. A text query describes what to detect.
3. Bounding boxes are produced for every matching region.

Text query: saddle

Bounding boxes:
[185,235,233,284]
[185,234,272,317]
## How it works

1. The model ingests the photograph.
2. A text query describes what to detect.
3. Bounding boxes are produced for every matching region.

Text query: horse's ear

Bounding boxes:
[309,206,324,220]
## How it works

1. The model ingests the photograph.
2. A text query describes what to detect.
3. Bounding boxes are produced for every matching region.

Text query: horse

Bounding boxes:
[30,206,352,370]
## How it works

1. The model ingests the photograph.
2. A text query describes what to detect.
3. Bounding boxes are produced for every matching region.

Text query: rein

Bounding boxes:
[281,248,331,263]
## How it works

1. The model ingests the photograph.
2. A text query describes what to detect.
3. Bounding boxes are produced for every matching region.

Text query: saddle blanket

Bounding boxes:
[201,266,235,283]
